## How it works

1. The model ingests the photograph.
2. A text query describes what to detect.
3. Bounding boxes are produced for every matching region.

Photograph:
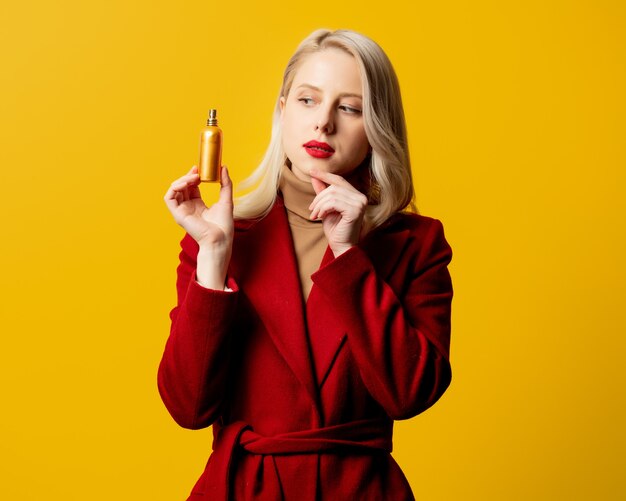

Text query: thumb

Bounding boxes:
[219,166,234,207]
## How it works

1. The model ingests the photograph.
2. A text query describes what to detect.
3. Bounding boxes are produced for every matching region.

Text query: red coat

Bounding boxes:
[158,196,453,500]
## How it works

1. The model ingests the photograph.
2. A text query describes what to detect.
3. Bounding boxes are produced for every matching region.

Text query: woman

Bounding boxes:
[159,28,453,500]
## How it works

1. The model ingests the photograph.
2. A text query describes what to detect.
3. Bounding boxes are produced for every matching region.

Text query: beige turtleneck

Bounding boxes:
[278,163,328,301]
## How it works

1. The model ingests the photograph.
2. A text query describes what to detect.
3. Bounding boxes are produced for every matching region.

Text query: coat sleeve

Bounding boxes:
[157,233,239,429]
[311,218,453,420]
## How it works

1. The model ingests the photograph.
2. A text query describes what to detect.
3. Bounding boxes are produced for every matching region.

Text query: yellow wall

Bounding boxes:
[1,1,624,499]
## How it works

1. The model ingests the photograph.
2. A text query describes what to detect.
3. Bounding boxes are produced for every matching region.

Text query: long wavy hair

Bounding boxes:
[234,29,416,229]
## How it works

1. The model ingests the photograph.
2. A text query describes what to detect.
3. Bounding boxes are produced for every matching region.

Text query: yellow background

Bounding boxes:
[1,0,624,499]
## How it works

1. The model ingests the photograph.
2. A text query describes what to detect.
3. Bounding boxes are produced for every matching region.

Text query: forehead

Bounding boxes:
[291,48,362,95]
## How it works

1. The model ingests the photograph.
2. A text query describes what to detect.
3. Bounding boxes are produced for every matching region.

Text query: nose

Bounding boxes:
[315,106,335,134]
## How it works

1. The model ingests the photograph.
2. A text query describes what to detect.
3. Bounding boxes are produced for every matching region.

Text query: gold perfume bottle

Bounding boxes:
[198,109,222,182]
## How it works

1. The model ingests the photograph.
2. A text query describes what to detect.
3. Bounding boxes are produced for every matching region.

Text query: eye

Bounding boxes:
[298,97,315,106]
[339,105,362,115]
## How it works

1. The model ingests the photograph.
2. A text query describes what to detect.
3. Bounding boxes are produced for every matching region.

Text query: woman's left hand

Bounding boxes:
[309,168,368,257]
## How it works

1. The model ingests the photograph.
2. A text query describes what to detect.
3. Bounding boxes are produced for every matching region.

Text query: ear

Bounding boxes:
[279,96,286,115]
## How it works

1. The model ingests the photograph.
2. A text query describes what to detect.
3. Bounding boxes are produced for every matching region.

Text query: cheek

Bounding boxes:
[352,127,370,156]
[281,116,300,153]
[282,109,295,135]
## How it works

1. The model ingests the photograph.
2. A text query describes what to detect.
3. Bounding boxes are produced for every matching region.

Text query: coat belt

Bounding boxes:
[201,418,393,500]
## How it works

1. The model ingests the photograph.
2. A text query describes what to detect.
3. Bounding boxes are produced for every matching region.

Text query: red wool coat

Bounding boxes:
[158,196,453,500]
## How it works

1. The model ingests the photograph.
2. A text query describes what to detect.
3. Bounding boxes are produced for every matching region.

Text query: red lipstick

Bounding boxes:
[303,140,335,159]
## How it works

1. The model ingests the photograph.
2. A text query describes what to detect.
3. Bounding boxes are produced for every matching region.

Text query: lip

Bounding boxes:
[303,140,335,159]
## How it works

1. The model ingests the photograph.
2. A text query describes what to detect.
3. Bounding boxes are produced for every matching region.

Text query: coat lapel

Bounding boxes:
[231,201,412,402]
[307,221,411,388]
[306,244,345,388]
[231,199,320,410]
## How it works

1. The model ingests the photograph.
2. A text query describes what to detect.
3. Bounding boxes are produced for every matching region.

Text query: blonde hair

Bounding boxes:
[234,29,416,229]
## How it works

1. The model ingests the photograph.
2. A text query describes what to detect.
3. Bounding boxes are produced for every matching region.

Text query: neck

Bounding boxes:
[279,163,318,220]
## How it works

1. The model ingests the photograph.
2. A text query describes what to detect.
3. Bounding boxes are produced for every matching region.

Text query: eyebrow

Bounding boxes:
[295,83,362,99]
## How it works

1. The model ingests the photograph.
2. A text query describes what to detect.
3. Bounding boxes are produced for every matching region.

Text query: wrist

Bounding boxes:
[194,272,227,290]
[331,243,354,258]
[196,247,230,290]
[197,244,229,260]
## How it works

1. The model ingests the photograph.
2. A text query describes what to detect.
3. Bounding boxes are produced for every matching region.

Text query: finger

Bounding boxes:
[312,198,362,221]
[218,166,234,207]
[309,168,352,189]
[164,192,180,213]
[169,180,199,198]
[165,173,199,205]
[177,169,200,182]
[172,177,202,203]
[310,196,343,220]
[164,188,186,216]
[185,166,202,199]
[310,190,366,220]
[181,185,191,202]
[171,175,200,192]
[187,181,201,200]
[310,176,328,195]
[309,185,367,213]
[310,185,367,206]
[164,185,182,202]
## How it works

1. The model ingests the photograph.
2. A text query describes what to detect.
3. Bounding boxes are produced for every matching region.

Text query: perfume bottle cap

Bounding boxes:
[208,109,218,126]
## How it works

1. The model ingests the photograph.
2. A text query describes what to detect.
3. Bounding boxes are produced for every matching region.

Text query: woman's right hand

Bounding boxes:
[164,165,234,288]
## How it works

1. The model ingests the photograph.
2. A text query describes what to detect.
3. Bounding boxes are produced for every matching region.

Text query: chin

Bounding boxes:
[292,158,326,176]
[288,162,311,180]
[292,155,360,179]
